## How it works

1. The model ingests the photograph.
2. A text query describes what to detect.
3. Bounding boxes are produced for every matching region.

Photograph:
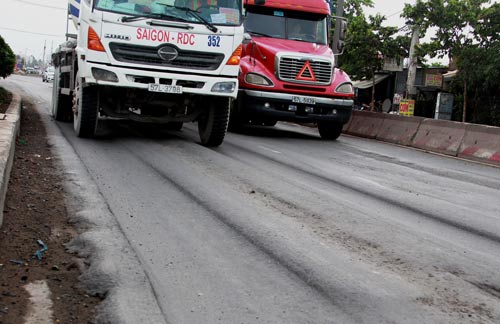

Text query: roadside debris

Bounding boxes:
[34,240,48,260]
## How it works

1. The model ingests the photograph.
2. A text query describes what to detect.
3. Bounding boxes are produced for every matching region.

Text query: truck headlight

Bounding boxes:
[245,73,274,86]
[92,68,118,82]
[335,82,354,94]
[212,82,236,93]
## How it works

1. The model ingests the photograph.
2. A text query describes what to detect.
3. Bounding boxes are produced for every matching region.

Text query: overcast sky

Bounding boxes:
[0,0,418,63]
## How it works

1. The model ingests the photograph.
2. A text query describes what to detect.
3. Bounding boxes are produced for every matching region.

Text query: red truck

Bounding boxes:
[231,0,354,140]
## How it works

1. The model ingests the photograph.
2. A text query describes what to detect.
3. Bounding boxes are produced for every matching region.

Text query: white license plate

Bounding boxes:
[292,96,316,105]
[148,84,183,94]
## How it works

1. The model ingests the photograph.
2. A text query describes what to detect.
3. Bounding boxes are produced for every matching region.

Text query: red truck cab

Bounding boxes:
[231,0,354,140]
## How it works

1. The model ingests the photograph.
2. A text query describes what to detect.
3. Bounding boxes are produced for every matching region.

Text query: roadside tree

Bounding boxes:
[0,35,15,78]
[339,5,408,110]
[403,0,500,125]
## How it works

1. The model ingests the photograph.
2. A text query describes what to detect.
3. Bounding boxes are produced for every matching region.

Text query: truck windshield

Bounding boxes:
[95,0,243,26]
[244,8,327,45]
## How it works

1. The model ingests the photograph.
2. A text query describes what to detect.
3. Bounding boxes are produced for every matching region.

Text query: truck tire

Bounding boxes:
[51,67,72,122]
[318,121,343,140]
[198,97,230,147]
[73,73,99,138]
[262,119,277,127]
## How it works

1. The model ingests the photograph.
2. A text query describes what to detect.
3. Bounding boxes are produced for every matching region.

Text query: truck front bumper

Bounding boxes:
[82,61,239,98]
[240,89,353,124]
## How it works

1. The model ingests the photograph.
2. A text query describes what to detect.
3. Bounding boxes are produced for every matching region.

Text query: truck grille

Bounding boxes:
[278,56,332,85]
[109,43,224,70]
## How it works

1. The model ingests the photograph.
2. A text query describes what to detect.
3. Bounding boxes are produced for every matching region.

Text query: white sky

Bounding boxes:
[0,0,73,63]
[364,0,415,29]
[0,0,451,63]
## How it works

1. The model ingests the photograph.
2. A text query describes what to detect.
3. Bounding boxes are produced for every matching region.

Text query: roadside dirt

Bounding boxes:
[0,97,101,323]
[0,88,12,113]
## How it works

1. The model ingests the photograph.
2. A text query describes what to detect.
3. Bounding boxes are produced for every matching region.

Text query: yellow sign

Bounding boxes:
[399,99,415,116]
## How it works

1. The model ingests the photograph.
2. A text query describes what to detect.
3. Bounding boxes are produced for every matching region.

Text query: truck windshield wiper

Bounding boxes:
[157,4,218,33]
[121,15,148,22]
[247,30,272,37]
[121,13,189,23]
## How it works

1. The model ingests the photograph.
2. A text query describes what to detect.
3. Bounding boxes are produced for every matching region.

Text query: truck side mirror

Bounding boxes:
[338,20,347,41]
[243,33,252,44]
[333,19,347,54]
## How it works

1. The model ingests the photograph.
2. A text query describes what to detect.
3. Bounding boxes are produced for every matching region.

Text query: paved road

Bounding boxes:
[2,75,500,323]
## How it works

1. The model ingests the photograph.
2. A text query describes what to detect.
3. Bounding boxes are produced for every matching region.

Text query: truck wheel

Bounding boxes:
[263,119,277,127]
[318,121,343,140]
[198,97,230,147]
[52,67,72,122]
[165,122,183,131]
[73,73,99,138]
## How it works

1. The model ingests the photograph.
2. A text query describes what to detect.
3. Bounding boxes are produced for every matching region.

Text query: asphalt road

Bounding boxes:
[2,74,500,324]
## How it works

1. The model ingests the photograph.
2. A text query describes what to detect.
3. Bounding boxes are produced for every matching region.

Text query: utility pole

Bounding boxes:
[406,25,420,99]
[42,40,47,70]
[332,0,345,57]
[66,2,70,41]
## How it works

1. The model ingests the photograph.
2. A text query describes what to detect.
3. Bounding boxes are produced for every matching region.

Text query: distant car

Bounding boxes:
[25,67,36,74]
[42,67,55,82]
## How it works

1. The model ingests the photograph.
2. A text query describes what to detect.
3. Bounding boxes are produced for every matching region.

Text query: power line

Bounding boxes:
[9,0,66,11]
[386,9,404,19]
[0,26,62,37]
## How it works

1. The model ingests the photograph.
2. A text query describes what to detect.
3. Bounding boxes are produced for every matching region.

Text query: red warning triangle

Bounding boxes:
[295,61,317,81]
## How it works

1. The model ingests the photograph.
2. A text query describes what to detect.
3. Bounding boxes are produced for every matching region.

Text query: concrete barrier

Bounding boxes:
[346,110,386,139]
[458,124,500,165]
[0,93,22,227]
[342,113,353,132]
[411,119,466,156]
[376,114,425,146]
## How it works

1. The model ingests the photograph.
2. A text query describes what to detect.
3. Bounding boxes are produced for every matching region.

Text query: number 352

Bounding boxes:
[208,35,221,47]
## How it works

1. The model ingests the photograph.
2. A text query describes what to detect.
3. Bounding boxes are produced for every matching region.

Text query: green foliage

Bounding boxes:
[403,0,500,125]
[428,62,448,68]
[339,9,409,81]
[451,44,500,126]
[475,3,500,46]
[336,0,409,108]
[0,35,16,78]
[404,0,488,60]
[339,15,381,80]
[342,0,373,19]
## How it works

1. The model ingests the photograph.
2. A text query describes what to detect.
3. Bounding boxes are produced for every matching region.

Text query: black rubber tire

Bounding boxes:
[73,73,99,138]
[51,67,72,122]
[198,97,230,147]
[318,121,343,140]
[165,122,183,131]
[262,119,277,127]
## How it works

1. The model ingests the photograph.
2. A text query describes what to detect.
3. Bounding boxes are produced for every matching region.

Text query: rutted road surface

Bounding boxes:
[3,75,500,323]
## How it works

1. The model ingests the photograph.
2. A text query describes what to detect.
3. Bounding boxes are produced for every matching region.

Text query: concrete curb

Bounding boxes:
[411,119,467,156]
[0,92,21,227]
[459,124,500,164]
[376,114,425,146]
[342,110,500,166]
[345,110,385,139]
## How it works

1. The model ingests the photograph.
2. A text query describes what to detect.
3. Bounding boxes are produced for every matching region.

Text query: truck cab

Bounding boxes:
[52,0,245,146]
[231,0,354,140]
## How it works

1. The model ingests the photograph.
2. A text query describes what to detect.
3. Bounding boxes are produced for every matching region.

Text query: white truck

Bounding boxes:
[52,0,246,146]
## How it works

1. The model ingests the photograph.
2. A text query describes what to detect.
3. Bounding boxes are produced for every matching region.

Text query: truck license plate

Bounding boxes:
[292,96,316,105]
[148,84,183,94]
